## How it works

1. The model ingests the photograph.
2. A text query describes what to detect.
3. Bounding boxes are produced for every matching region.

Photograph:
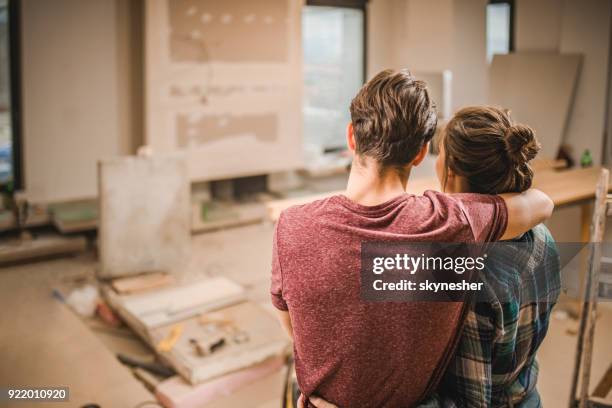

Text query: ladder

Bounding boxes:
[569,168,612,408]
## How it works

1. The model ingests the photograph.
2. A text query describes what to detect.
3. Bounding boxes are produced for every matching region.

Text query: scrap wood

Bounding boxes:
[157,324,184,353]
[111,272,176,295]
[109,277,246,330]
[190,336,227,357]
[197,312,249,345]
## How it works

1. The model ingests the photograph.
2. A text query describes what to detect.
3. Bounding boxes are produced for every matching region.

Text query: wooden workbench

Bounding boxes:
[266,166,611,242]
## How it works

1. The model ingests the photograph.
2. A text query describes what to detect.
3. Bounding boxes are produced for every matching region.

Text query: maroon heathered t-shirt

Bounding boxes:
[271,191,507,408]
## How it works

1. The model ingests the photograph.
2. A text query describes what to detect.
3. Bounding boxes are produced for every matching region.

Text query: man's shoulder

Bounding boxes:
[277,195,339,233]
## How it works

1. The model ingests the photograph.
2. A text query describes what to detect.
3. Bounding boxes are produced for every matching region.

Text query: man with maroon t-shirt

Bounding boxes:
[270,69,553,408]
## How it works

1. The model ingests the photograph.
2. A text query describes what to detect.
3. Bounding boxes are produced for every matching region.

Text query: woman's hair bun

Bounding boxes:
[503,123,540,165]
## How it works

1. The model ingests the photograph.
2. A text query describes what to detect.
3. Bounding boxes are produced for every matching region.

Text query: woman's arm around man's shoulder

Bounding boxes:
[499,188,553,240]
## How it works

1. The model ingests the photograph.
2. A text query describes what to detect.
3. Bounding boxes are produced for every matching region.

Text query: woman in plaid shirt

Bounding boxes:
[429,106,561,407]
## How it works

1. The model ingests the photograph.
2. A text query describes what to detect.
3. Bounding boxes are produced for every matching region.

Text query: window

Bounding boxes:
[486,0,514,63]
[302,1,366,153]
[0,0,21,191]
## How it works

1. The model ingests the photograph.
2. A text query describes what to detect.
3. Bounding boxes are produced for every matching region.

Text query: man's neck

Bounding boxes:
[344,157,411,206]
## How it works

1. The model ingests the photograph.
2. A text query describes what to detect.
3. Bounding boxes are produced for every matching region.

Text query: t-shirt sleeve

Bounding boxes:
[270,217,289,311]
[452,193,508,242]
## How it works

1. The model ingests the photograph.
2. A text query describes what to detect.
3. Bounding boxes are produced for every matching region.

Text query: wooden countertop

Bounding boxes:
[266,166,611,222]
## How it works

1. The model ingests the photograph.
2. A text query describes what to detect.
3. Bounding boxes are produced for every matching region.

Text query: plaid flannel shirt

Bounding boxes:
[422,224,561,408]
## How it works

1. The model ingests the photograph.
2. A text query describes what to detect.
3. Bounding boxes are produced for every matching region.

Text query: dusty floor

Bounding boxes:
[0,221,611,407]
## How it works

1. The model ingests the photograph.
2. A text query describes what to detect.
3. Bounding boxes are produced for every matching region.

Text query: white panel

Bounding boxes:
[98,154,191,277]
[21,0,126,202]
[489,53,581,159]
[144,0,303,181]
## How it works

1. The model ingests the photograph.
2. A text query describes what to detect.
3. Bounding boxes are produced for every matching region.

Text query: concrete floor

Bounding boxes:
[0,221,611,407]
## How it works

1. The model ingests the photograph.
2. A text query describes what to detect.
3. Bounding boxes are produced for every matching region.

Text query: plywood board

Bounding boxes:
[111,271,176,294]
[98,154,191,278]
[488,52,581,159]
[145,0,303,181]
[104,277,247,339]
[150,301,289,384]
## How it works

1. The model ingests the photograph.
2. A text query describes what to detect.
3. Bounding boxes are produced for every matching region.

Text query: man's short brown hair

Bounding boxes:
[349,69,437,173]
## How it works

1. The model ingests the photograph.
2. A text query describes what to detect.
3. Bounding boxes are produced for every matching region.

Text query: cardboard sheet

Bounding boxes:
[488,52,581,159]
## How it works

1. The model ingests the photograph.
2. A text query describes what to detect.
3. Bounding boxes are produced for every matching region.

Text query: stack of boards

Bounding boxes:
[103,275,288,384]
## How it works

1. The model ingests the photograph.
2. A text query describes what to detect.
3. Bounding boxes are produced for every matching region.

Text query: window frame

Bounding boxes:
[488,0,515,53]
[303,0,368,152]
[0,0,23,192]
[306,0,367,84]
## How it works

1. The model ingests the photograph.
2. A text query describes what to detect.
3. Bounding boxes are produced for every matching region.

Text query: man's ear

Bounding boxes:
[411,142,429,167]
[346,123,356,153]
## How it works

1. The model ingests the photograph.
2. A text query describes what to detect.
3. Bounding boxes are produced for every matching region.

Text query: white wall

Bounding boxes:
[367,0,396,78]
[450,0,488,110]
[399,0,454,73]
[21,0,140,202]
[515,0,611,164]
[367,0,488,112]
[369,0,611,164]
[516,0,563,51]
[559,0,611,165]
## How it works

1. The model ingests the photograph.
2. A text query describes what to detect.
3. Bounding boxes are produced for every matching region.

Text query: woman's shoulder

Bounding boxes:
[527,224,560,263]
[511,223,553,242]
[530,223,555,242]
